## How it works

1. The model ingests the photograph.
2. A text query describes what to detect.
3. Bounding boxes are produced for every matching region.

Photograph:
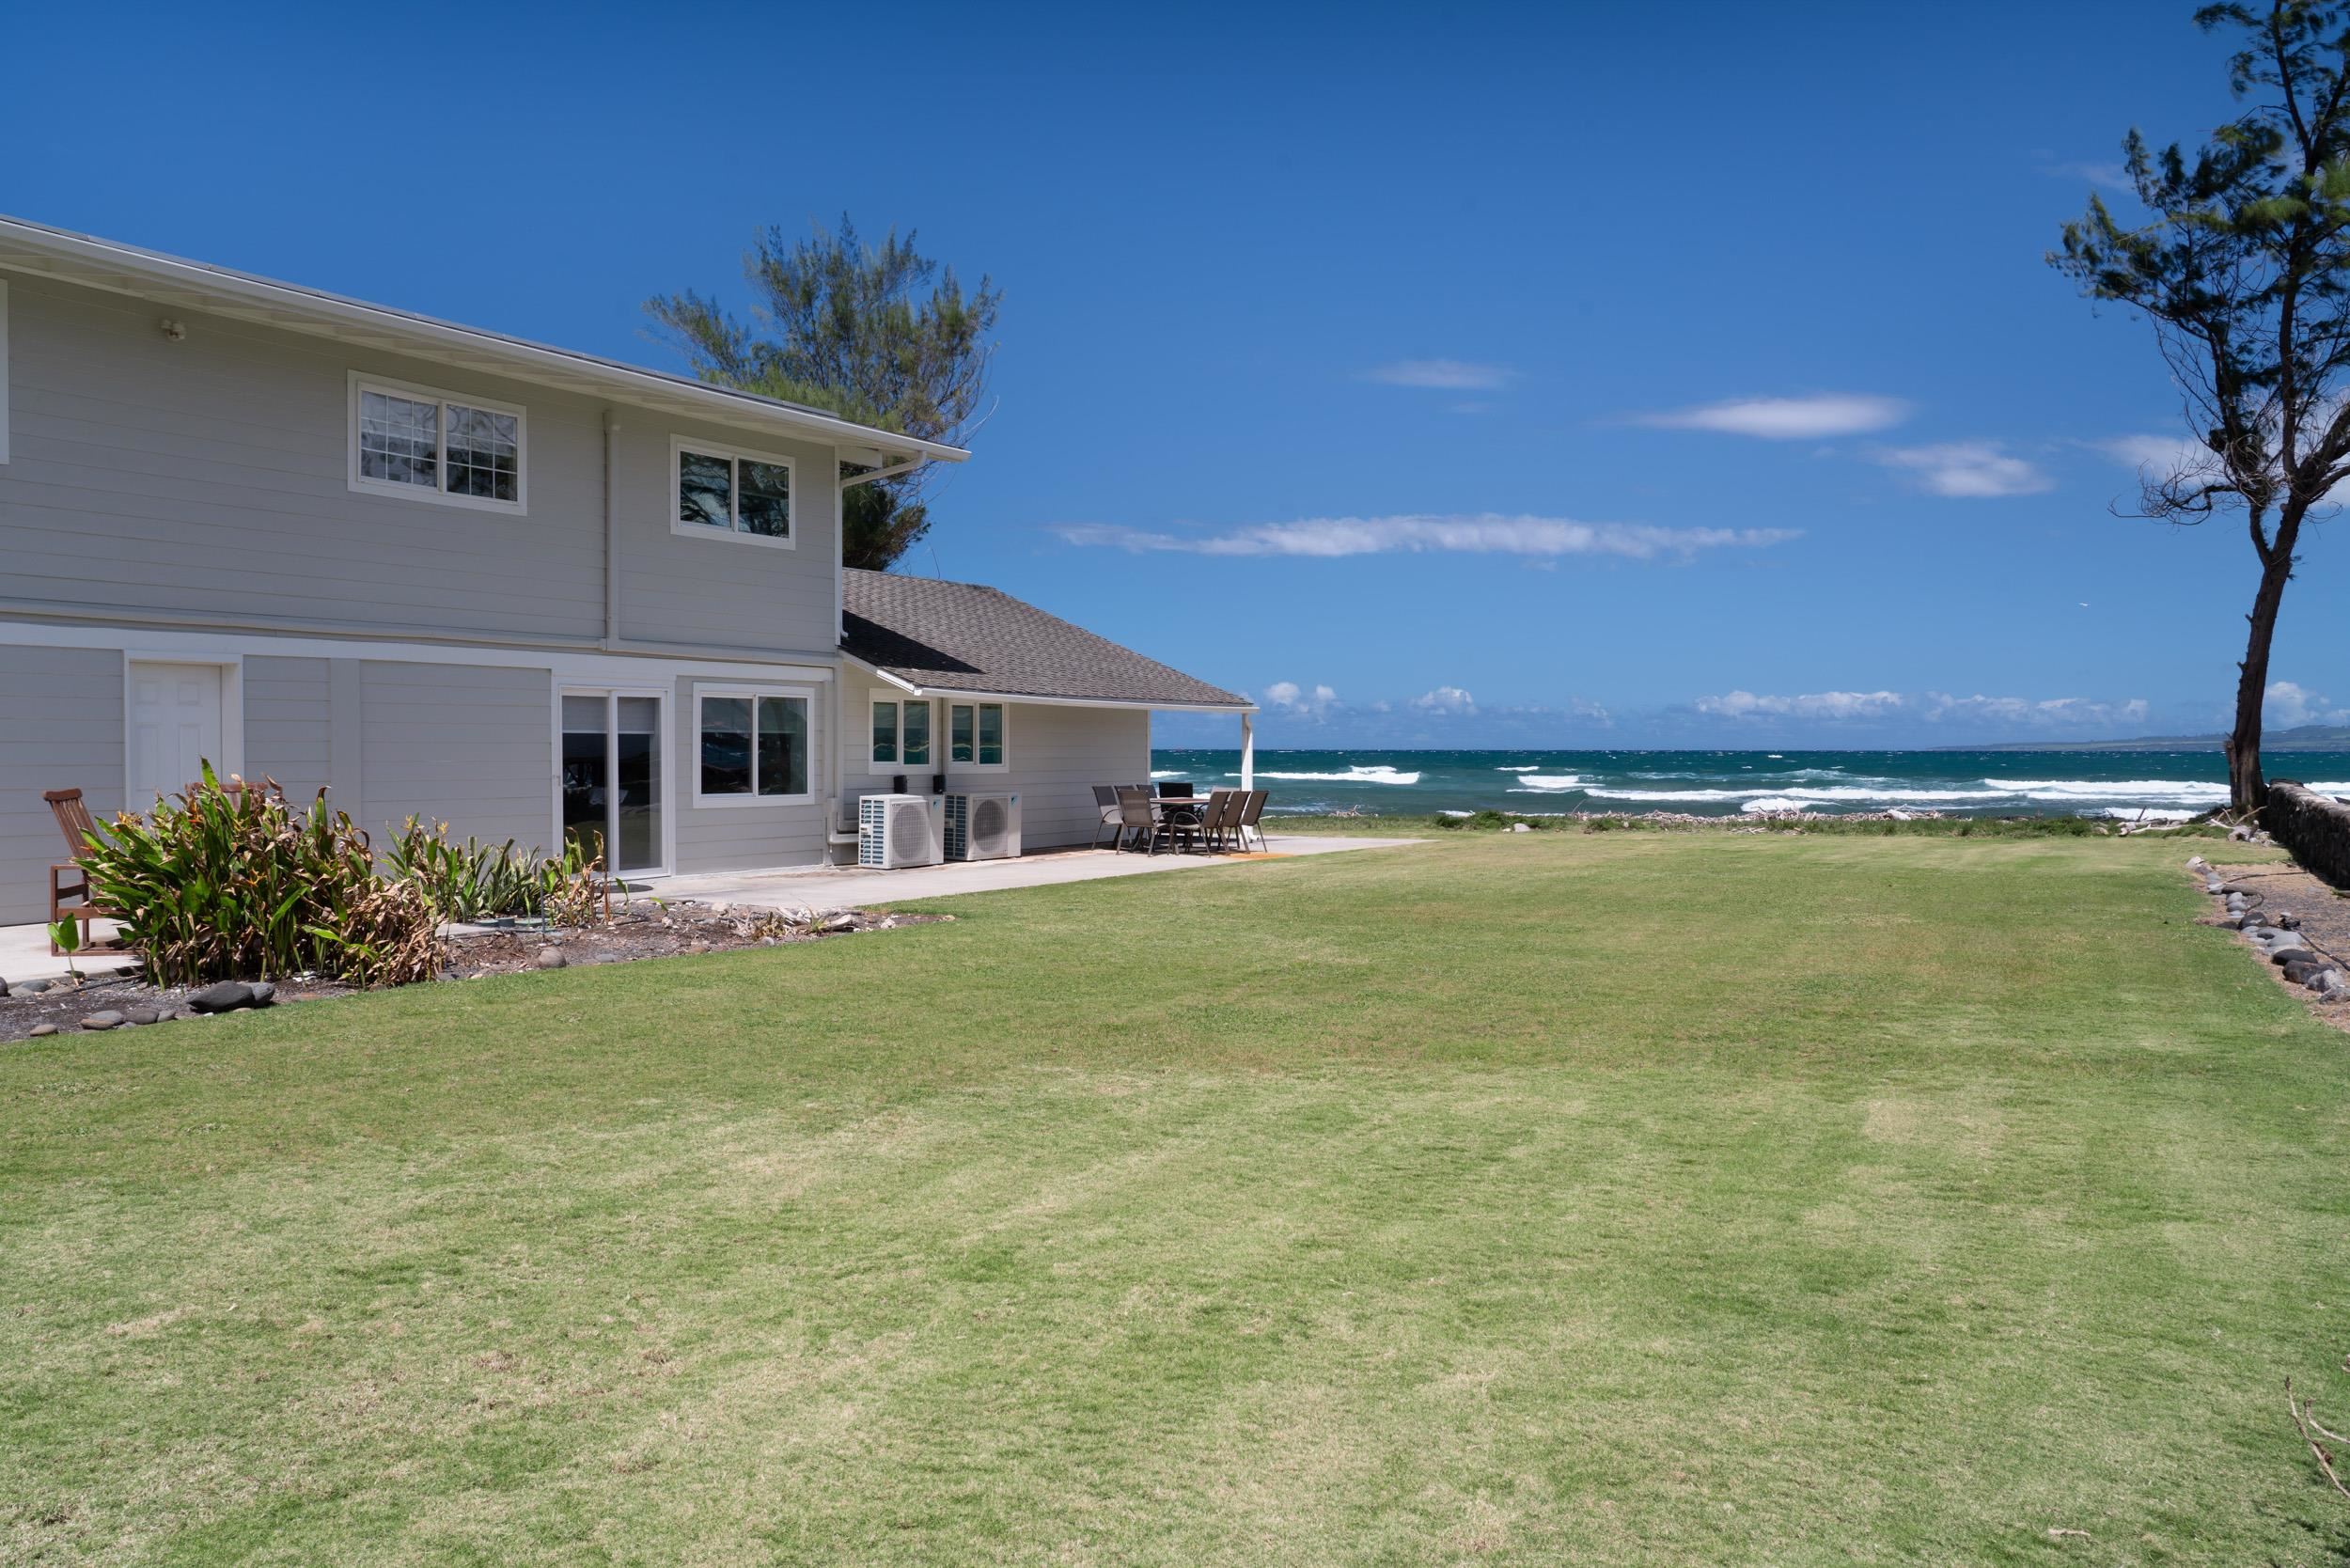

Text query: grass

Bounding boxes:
[3,831,2346,1565]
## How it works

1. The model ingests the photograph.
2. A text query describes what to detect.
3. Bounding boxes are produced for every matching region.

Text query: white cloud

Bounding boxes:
[2095,432,2204,473]
[1635,394,1910,440]
[1366,359,1515,390]
[1696,690,2148,728]
[1260,681,1340,718]
[1697,690,1906,720]
[1875,442,2054,498]
[2266,681,2349,727]
[1052,514,1799,561]
[2037,156,2132,190]
[1410,685,1477,714]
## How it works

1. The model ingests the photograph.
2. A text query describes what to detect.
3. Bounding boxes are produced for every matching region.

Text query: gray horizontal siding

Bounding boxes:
[358,661,553,853]
[614,416,838,655]
[0,275,604,640]
[0,645,123,924]
[243,655,330,804]
[982,703,1151,849]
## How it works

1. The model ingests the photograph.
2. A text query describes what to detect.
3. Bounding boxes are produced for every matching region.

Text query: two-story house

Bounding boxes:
[0,216,1256,923]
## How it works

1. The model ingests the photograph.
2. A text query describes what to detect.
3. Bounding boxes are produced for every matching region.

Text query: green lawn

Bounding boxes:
[6,832,2347,1565]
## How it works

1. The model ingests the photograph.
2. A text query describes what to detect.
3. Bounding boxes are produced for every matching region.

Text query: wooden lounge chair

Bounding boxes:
[43,788,111,955]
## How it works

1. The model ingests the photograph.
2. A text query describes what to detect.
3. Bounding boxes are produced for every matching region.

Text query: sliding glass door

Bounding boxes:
[560,689,666,877]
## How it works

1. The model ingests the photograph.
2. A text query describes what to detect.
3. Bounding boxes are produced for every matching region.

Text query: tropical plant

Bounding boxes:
[647,215,1000,569]
[2051,0,2350,812]
[383,821,611,926]
[75,767,439,988]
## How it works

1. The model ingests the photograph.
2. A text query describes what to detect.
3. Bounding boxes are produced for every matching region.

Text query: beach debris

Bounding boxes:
[537,948,568,969]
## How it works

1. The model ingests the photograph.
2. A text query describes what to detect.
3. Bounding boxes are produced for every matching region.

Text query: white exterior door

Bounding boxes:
[128,661,225,805]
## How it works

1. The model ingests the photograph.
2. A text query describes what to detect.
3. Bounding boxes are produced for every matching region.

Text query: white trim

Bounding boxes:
[0,275,10,464]
[866,688,935,776]
[554,680,675,879]
[691,682,817,807]
[347,370,528,515]
[669,435,796,550]
[122,652,244,804]
[0,215,967,464]
[0,617,835,685]
[944,698,1010,773]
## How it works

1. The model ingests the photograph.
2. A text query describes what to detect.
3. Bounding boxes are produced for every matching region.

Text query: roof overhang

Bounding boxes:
[0,214,968,464]
[845,653,1256,714]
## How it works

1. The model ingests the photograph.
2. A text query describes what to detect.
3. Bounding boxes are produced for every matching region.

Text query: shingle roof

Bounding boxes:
[840,569,1252,710]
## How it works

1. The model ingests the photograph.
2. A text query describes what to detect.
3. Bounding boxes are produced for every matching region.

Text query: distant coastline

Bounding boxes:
[1947,724,2350,754]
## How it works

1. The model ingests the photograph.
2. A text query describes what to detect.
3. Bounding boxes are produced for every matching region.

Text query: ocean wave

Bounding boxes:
[2090,806,2201,820]
[1150,769,1183,779]
[1244,764,1423,786]
[1509,775,1583,792]
[1982,777,2232,802]
[1585,786,2014,804]
[1496,764,1543,773]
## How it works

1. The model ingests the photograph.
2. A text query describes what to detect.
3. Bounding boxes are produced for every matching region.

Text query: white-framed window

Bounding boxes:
[672,436,794,547]
[347,372,525,512]
[947,700,1008,770]
[694,684,813,805]
[0,277,11,465]
[869,692,932,773]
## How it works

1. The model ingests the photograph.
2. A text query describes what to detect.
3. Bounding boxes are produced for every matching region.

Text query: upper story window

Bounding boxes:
[948,701,1008,769]
[347,373,525,513]
[870,693,932,773]
[673,437,793,548]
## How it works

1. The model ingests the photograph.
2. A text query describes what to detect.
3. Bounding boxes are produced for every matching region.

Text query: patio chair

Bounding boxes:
[1115,786,1163,855]
[1198,788,1241,852]
[1234,789,1271,853]
[43,788,112,955]
[1091,785,1123,849]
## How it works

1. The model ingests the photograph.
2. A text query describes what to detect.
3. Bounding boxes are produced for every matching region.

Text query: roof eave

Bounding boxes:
[0,214,967,464]
[840,652,1254,713]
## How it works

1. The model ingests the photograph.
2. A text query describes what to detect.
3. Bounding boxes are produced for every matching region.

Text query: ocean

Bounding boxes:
[1146,747,2350,821]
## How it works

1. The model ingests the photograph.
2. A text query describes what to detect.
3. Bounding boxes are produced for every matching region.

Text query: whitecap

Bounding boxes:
[2090,806,2199,820]
[1496,764,1543,773]
[1246,764,1422,785]
[1509,775,1583,791]
[1150,769,1183,779]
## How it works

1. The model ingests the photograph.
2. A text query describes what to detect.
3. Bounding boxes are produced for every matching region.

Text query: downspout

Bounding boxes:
[601,410,621,649]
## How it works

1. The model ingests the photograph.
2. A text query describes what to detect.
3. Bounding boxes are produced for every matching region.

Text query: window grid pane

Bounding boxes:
[679,449,734,529]
[949,705,975,764]
[699,696,752,795]
[738,459,791,539]
[870,700,898,764]
[445,403,519,501]
[978,704,1004,766]
[901,702,931,766]
[359,390,438,490]
[757,697,808,796]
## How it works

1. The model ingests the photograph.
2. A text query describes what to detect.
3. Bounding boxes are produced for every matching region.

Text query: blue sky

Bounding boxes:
[8,0,2343,748]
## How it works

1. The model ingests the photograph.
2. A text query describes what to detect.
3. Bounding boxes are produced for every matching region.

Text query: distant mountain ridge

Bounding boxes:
[1954,724,2350,754]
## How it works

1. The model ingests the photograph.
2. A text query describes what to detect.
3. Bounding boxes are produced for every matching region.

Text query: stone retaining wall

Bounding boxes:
[2268,781,2350,889]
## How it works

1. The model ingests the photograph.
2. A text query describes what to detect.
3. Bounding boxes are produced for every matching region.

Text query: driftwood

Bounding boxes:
[2288,1364,2350,1501]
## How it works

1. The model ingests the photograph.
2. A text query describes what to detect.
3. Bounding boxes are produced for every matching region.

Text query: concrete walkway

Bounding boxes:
[0,836,1415,985]
[655,833,1415,911]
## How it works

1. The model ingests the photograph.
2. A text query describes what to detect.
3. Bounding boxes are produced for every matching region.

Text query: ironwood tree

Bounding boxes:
[649,216,999,571]
[2052,0,2350,812]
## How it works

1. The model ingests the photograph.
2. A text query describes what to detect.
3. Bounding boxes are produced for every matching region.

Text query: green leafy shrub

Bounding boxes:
[383,823,607,925]
[77,768,439,988]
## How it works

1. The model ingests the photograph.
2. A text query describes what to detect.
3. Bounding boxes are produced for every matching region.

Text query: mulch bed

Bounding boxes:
[2206,859,2350,1033]
[0,900,943,1044]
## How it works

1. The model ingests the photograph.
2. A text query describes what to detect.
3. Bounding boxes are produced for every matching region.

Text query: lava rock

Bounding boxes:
[536,948,568,969]
[0,977,8,997]
[17,979,50,996]
[185,980,257,1014]
[124,1007,159,1026]
[685,940,712,954]
[80,1011,124,1030]
[249,981,275,1006]
[28,1023,57,1037]
[2280,912,2303,930]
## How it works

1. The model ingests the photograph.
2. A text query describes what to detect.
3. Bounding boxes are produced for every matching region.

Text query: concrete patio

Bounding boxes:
[0,834,1415,986]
